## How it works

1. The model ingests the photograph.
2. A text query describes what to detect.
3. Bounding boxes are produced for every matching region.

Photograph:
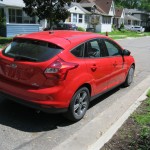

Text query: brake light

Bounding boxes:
[44,58,78,80]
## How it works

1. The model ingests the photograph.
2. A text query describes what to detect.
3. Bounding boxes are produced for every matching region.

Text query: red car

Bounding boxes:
[0,31,135,121]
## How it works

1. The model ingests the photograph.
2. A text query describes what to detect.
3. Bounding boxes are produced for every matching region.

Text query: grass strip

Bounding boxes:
[102,97,150,150]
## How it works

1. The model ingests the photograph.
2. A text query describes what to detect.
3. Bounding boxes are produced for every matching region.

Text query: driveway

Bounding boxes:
[0,37,150,150]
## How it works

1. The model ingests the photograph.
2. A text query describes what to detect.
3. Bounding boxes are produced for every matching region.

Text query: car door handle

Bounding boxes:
[91,64,97,71]
[113,62,117,67]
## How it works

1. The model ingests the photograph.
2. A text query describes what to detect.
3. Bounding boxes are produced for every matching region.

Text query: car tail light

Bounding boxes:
[44,58,78,80]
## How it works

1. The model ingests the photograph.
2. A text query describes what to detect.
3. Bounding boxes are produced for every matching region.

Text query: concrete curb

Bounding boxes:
[89,87,150,150]
[53,75,150,150]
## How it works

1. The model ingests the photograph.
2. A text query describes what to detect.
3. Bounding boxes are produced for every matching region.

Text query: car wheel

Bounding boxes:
[124,65,135,87]
[64,87,90,122]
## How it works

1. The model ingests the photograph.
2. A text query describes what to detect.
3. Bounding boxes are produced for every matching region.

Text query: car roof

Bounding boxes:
[14,30,108,49]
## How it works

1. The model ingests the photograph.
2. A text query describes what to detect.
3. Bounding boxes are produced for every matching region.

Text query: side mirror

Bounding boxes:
[123,49,131,56]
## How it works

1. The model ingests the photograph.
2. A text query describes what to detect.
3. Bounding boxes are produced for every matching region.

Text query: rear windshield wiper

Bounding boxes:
[14,55,38,62]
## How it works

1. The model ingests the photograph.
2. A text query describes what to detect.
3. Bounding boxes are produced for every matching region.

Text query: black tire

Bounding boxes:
[63,87,90,122]
[124,65,135,87]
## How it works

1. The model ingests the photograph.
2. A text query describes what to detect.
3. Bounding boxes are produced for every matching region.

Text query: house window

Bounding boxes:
[9,9,36,24]
[85,15,89,23]
[128,20,131,25]
[110,6,113,12]
[133,21,138,25]
[102,16,111,24]
[16,9,22,23]
[73,13,77,23]
[9,9,17,23]
[78,14,83,23]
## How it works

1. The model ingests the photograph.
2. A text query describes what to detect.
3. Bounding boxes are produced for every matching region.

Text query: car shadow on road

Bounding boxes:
[0,86,122,133]
[0,97,70,132]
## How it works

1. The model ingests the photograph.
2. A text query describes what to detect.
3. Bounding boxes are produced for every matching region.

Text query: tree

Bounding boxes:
[90,15,99,32]
[139,0,150,11]
[0,8,5,26]
[115,0,141,9]
[115,0,150,11]
[0,8,6,36]
[23,0,72,29]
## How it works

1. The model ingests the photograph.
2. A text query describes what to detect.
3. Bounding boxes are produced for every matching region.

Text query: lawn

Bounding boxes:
[101,30,150,40]
[102,89,150,150]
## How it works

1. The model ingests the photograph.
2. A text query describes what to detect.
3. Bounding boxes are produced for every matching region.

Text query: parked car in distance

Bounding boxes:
[130,26,145,32]
[53,23,77,30]
[0,31,135,121]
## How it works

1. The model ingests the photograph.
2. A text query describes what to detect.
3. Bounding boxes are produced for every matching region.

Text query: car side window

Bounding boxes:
[85,39,101,58]
[104,40,122,56]
[71,44,84,57]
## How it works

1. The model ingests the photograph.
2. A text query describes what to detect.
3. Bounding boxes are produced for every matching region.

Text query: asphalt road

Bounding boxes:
[0,37,150,150]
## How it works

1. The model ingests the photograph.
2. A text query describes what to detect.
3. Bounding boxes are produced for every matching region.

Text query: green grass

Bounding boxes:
[102,97,150,150]
[100,30,150,40]
[133,98,150,125]
[133,98,150,139]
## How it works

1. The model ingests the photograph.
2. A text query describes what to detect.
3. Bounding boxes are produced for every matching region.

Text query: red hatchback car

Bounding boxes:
[0,31,135,121]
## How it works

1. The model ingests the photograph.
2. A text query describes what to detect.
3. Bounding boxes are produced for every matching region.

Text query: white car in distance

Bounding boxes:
[130,26,145,32]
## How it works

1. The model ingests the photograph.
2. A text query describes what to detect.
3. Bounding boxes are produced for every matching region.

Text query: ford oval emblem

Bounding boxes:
[11,63,17,68]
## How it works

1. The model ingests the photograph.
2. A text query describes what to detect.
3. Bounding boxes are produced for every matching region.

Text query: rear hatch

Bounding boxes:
[0,38,62,88]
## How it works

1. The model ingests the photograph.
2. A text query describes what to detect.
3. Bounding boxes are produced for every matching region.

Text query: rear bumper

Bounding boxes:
[0,92,68,113]
[0,76,72,110]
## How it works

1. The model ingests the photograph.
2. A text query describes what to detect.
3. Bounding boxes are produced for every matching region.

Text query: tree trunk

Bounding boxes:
[49,0,53,29]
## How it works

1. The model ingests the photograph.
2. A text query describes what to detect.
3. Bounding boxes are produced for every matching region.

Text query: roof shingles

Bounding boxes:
[80,0,113,14]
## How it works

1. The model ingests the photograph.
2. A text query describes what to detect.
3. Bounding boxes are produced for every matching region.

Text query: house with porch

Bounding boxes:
[125,8,150,29]
[114,8,125,29]
[124,8,142,29]
[0,0,117,37]
[65,2,91,30]
[79,0,116,32]
[0,0,40,37]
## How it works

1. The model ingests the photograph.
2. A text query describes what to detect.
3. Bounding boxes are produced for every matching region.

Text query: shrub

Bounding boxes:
[147,89,150,97]
[120,23,125,29]
[77,27,85,32]
[112,24,116,31]
[0,37,12,44]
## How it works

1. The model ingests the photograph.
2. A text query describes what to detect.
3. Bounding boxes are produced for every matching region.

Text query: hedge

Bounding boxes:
[0,37,12,44]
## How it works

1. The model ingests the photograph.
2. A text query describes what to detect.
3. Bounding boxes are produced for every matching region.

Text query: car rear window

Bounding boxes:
[3,38,62,62]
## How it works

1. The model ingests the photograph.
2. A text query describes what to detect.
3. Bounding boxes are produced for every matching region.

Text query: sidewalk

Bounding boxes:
[53,75,150,150]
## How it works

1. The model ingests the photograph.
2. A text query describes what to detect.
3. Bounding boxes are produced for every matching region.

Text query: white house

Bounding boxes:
[0,0,117,37]
[0,0,40,37]
[114,8,125,29]
[65,3,91,30]
[80,0,116,32]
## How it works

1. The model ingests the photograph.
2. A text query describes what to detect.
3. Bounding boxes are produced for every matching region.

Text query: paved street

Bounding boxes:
[0,37,150,150]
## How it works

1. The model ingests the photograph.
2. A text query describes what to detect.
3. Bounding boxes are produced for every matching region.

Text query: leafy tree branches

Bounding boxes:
[115,0,150,11]
[23,0,72,28]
